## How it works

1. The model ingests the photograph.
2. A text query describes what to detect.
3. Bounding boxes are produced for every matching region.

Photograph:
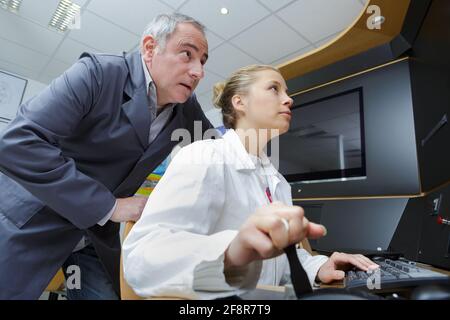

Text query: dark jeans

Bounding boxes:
[62,243,119,300]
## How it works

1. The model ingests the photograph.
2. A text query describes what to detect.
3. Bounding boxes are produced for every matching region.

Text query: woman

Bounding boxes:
[122,65,378,299]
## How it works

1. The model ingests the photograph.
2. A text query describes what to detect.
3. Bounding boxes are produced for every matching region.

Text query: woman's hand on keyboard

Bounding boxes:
[317,252,380,284]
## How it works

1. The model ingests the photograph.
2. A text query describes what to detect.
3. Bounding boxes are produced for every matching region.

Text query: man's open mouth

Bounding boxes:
[180,83,192,90]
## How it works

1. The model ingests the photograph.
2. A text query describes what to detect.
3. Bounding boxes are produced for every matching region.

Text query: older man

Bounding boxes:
[0,13,213,299]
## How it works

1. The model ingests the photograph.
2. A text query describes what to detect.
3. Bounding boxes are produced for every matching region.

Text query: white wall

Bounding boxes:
[0,70,47,132]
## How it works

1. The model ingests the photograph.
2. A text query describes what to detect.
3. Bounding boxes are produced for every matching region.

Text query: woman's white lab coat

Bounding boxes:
[122,129,328,299]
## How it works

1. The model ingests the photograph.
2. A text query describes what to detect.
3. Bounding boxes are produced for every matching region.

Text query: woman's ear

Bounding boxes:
[232,94,246,116]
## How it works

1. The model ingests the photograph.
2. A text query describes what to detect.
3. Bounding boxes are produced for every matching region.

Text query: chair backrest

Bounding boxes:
[120,221,143,300]
[300,239,313,255]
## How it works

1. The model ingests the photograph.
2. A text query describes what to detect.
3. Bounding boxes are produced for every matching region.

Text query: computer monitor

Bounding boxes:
[299,198,407,254]
[279,87,366,183]
[276,59,422,199]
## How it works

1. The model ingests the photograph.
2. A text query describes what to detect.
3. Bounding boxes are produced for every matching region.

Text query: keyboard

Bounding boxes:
[345,257,450,291]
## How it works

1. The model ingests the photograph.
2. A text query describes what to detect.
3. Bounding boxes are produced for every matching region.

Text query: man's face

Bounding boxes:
[142,23,208,106]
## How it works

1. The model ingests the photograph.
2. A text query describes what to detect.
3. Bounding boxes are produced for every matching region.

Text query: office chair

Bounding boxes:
[120,221,143,300]
[299,239,312,255]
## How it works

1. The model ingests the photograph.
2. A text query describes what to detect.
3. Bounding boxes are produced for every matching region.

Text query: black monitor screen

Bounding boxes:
[279,87,366,183]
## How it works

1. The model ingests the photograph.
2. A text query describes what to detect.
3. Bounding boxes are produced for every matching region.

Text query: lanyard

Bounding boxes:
[265,187,273,203]
[264,179,313,297]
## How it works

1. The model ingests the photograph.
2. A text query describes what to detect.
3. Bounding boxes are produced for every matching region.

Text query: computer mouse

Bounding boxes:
[296,288,382,300]
[410,284,450,300]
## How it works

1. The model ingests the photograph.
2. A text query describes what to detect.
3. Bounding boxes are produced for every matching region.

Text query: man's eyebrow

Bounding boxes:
[180,42,208,61]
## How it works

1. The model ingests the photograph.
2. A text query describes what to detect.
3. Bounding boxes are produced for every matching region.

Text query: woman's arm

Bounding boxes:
[122,141,252,299]
[122,141,328,299]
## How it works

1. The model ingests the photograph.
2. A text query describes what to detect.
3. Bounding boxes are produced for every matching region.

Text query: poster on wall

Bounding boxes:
[0,70,27,132]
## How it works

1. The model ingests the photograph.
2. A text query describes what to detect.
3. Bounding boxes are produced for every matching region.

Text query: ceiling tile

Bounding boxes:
[17,0,88,29]
[73,0,88,6]
[53,38,99,65]
[178,0,270,40]
[231,15,309,64]
[313,31,342,48]
[38,59,71,84]
[0,37,50,74]
[257,0,296,12]
[128,43,140,53]
[68,11,139,54]
[195,70,224,96]
[206,43,259,78]
[205,31,224,51]
[123,13,222,52]
[0,57,38,81]
[196,90,215,113]
[277,0,364,42]
[160,0,187,10]
[37,74,57,85]
[0,9,64,56]
[18,0,59,28]
[271,44,315,66]
[86,0,173,35]
[1,0,367,97]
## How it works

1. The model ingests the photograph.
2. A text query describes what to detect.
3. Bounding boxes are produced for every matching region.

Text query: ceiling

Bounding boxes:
[0,0,369,114]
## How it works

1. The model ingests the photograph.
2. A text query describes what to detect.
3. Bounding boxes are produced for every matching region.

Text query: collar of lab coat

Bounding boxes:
[222,129,289,202]
[222,129,279,176]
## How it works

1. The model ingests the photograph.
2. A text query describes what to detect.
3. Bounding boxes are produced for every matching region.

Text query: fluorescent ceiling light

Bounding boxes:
[0,0,23,13]
[48,0,81,32]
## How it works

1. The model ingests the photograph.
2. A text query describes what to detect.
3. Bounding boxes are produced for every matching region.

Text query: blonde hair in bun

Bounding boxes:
[213,81,226,109]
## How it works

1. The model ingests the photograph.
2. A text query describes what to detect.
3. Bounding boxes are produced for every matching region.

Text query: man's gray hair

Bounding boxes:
[140,13,206,52]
